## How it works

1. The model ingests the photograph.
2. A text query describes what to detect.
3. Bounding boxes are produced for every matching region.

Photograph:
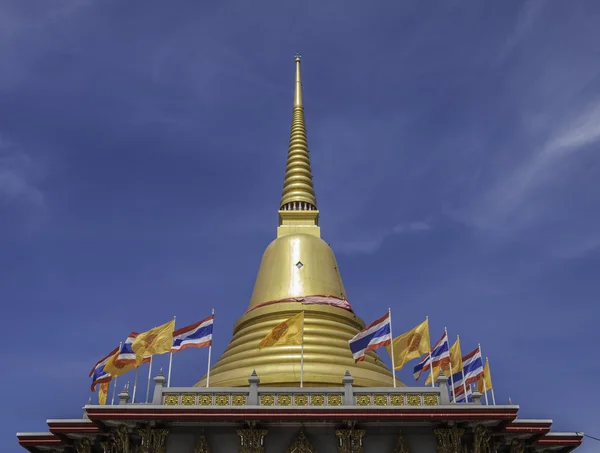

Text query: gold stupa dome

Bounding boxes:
[248,233,346,311]
[196,55,395,388]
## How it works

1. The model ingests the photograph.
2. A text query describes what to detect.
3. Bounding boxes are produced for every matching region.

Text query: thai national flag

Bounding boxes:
[413,332,450,380]
[462,347,484,385]
[171,315,214,353]
[348,312,392,363]
[89,347,118,392]
[455,385,473,403]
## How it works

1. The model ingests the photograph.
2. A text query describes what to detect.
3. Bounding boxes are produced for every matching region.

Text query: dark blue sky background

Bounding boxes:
[1,1,599,451]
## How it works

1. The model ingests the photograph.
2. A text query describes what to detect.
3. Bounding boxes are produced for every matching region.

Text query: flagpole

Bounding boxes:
[458,335,468,401]
[111,375,118,406]
[488,358,496,405]
[145,356,153,403]
[167,316,176,388]
[426,316,434,388]
[300,311,305,389]
[110,341,122,406]
[388,308,396,388]
[445,327,456,402]
[479,344,489,405]
[132,367,138,403]
[206,308,214,388]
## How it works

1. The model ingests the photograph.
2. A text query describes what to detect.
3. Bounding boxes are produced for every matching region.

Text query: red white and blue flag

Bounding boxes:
[413,332,450,380]
[89,346,118,392]
[461,346,484,385]
[348,312,392,363]
[171,315,214,353]
[113,332,151,366]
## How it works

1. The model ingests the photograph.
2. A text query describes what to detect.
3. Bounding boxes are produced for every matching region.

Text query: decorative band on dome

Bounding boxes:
[246,295,353,314]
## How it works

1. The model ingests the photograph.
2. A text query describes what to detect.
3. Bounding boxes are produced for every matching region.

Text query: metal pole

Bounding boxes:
[445,328,456,402]
[206,308,214,388]
[167,316,176,387]
[132,367,138,403]
[145,356,153,403]
[388,308,396,388]
[479,344,489,405]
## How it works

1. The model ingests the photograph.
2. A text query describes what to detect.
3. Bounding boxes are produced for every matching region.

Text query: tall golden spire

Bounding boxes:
[278,54,320,238]
[195,56,395,389]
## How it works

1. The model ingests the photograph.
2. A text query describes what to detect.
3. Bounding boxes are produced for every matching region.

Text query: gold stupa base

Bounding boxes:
[195,302,399,388]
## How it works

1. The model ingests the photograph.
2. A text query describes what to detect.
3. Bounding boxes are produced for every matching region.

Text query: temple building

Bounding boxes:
[17,57,583,453]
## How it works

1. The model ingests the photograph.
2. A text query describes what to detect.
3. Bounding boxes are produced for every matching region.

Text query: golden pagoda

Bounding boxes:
[196,55,395,388]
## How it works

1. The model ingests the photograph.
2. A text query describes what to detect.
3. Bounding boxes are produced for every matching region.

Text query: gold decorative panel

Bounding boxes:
[138,425,169,453]
[215,394,229,406]
[294,394,308,406]
[286,430,316,453]
[328,394,342,406]
[423,394,438,406]
[181,394,196,406]
[373,394,388,406]
[75,438,91,453]
[278,394,292,406]
[260,394,275,406]
[237,428,267,453]
[311,394,325,406]
[336,428,366,453]
[194,431,211,453]
[407,394,421,406]
[164,394,179,406]
[390,394,405,406]
[198,394,212,406]
[356,394,371,406]
[232,394,247,406]
[394,431,410,453]
[434,427,464,453]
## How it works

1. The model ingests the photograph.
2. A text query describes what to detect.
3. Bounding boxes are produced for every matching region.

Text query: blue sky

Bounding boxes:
[1,0,599,451]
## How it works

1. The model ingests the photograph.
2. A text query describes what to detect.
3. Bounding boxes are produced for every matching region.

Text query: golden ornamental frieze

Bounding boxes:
[75,437,92,453]
[237,428,268,453]
[335,428,366,453]
[473,425,491,453]
[434,426,464,453]
[138,425,169,453]
[286,430,317,453]
[394,431,410,453]
[193,430,211,453]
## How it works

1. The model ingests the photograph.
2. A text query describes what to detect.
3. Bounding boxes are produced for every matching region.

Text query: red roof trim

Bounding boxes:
[18,435,63,447]
[535,435,584,446]
[86,407,518,422]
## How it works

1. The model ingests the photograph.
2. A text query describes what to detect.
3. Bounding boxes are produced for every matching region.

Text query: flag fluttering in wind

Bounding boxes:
[132,319,175,359]
[104,333,148,377]
[425,331,457,385]
[348,312,392,363]
[258,312,304,350]
[462,346,484,385]
[171,315,214,352]
[414,331,450,381]
[478,357,493,393]
[386,318,430,371]
[98,381,109,405]
[89,346,118,392]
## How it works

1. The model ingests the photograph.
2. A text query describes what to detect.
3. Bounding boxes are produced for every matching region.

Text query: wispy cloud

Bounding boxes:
[337,221,432,255]
[0,135,44,208]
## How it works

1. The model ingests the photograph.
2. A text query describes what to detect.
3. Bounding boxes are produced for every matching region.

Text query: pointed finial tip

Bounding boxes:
[294,52,302,61]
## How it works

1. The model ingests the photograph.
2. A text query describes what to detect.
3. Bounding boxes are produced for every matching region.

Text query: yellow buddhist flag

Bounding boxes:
[449,336,463,372]
[98,381,109,405]
[259,312,304,350]
[132,319,175,359]
[103,347,140,377]
[477,357,493,393]
[386,318,430,370]
[426,336,461,385]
